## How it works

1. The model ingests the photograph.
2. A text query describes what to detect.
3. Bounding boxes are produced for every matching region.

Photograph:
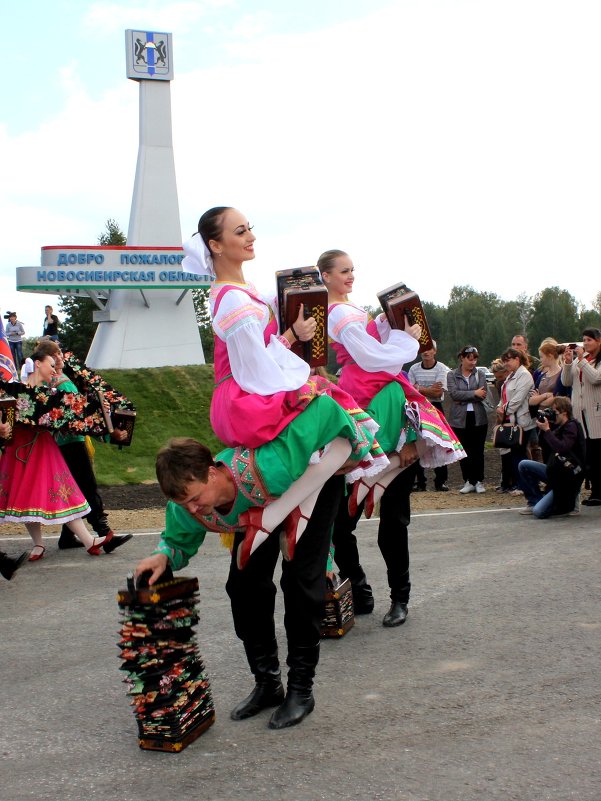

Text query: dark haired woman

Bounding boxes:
[561,328,601,505]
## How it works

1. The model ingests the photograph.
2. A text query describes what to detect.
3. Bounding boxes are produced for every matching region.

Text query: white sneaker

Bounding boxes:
[459,482,475,494]
[475,481,486,494]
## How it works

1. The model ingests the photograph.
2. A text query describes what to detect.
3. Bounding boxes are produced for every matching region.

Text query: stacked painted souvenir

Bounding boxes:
[117,569,215,752]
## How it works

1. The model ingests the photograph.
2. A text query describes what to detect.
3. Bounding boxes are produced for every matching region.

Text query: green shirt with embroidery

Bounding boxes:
[152,393,373,570]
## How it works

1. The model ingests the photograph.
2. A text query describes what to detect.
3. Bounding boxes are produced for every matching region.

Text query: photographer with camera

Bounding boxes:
[517,396,585,518]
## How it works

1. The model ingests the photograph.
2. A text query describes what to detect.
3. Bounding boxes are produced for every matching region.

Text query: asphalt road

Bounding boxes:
[1,506,600,801]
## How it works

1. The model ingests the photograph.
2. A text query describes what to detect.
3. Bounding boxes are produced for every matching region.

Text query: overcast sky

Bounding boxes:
[2,0,600,339]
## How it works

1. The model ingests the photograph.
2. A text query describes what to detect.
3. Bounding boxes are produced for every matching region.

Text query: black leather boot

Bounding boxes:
[57,527,84,549]
[351,577,374,615]
[382,601,408,627]
[0,551,28,581]
[268,643,319,730]
[230,639,285,721]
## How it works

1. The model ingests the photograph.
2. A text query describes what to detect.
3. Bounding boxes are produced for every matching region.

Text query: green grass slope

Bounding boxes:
[92,365,224,486]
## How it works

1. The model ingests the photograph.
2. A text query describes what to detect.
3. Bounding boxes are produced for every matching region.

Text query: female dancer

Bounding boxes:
[561,327,601,505]
[318,249,465,512]
[0,348,123,559]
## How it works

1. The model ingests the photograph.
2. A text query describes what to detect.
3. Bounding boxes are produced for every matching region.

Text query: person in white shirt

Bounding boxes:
[408,342,451,491]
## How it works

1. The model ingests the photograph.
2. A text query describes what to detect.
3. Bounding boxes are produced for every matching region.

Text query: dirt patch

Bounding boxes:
[0,447,524,538]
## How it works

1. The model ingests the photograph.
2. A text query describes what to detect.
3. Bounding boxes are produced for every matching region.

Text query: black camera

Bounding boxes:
[537,408,557,423]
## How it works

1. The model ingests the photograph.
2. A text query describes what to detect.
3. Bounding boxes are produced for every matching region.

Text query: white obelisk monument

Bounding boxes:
[84,30,206,368]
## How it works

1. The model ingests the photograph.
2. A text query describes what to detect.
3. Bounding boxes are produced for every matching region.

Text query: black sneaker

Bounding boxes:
[412,485,427,492]
[434,484,449,492]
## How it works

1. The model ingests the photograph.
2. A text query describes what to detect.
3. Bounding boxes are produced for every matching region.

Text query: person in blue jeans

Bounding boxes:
[518,397,585,518]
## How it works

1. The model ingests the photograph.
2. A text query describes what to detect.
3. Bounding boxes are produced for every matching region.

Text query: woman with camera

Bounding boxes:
[517,397,585,517]
[561,328,601,506]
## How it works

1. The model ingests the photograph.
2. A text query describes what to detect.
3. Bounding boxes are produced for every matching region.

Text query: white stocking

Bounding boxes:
[65,518,97,550]
[25,523,43,548]
[262,437,352,532]
[352,453,402,507]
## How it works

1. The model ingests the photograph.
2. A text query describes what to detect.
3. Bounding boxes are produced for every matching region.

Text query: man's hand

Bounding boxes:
[398,441,419,468]
[134,553,168,586]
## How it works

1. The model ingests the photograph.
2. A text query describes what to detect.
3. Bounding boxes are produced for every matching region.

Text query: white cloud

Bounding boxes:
[82,0,236,35]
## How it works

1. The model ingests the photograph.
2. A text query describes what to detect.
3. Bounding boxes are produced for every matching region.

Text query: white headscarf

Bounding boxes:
[181,232,215,279]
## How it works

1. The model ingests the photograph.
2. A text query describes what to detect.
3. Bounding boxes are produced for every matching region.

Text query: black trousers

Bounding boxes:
[332,464,417,604]
[454,412,487,484]
[584,437,601,499]
[225,474,343,651]
[59,441,111,537]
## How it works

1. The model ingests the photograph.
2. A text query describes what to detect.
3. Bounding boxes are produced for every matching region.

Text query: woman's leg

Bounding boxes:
[454,427,471,481]
[513,441,529,490]
[584,437,601,501]
[65,518,103,551]
[25,523,43,547]
[472,424,488,483]
[261,438,352,535]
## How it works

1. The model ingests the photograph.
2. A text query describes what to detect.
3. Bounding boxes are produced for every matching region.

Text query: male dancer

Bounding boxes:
[135,394,375,729]
[332,445,418,627]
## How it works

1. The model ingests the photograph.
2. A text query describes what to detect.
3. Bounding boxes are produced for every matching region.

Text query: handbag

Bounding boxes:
[492,423,523,448]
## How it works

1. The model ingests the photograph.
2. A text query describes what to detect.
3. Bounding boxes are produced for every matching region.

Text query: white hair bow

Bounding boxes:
[182,232,215,279]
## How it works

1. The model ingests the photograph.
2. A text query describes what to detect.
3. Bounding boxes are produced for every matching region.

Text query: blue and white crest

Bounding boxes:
[125,30,173,81]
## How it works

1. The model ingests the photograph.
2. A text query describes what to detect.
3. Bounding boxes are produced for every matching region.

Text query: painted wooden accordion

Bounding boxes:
[97,389,136,447]
[117,571,215,752]
[376,282,434,353]
[276,267,328,367]
[320,576,355,638]
[0,397,16,445]
[112,408,136,447]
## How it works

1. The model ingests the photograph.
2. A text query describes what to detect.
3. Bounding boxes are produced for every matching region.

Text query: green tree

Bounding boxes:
[444,285,507,366]
[192,287,214,363]
[577,307,601,332]
[528,287,580,347]
[58,219,126,358]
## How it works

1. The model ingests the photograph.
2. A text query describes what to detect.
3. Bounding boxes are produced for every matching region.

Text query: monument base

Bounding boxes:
[86,289,204,369]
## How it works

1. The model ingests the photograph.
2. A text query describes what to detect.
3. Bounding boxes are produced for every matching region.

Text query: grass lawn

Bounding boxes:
[92,364,225,485]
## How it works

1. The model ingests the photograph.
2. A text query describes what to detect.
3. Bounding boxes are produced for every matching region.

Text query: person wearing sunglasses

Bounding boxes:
[447,347,489,494]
